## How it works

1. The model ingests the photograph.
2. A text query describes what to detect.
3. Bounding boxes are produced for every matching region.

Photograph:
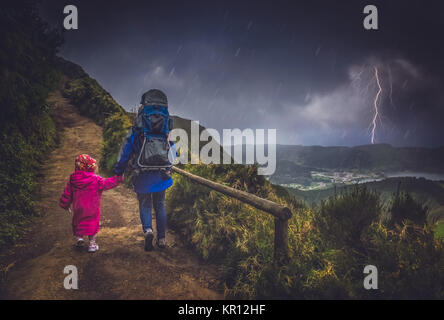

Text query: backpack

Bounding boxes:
[134,105,173,170]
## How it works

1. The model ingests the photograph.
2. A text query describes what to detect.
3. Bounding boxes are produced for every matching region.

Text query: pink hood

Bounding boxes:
[69,171,98,190]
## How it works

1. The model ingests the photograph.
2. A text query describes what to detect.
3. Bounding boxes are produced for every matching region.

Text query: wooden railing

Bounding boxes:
[172,166,292,265]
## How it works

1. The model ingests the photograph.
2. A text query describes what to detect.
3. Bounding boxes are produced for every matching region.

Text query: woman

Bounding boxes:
[113,89,174,251]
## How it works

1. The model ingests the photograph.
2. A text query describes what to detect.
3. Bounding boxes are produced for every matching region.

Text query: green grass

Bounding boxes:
[0,4,62,250]
[167,164,444,299]
[60,60,132,173]
[434,223,444,239]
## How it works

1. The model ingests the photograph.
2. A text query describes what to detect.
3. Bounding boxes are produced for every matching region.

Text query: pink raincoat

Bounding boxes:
[59,171,123,236]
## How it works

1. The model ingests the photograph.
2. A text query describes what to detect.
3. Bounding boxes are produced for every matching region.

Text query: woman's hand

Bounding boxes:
[68,207,73,214]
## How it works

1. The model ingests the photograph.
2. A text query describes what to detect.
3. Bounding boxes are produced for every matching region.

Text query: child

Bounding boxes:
[59,154,123,252]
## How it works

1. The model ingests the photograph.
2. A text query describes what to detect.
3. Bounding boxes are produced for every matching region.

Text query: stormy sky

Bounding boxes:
[39,0,444,147]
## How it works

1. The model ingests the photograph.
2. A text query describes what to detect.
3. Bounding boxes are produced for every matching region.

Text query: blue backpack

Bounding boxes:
[134,105,173,170]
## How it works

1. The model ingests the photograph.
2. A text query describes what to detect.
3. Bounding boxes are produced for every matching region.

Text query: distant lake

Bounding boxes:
[385,172,444,181]
[278,170,444,191]
[349,171,444,186]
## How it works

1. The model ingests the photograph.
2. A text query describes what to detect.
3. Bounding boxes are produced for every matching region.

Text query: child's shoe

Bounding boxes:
[88,241,99,253]
[76,237,85,247]
[144,228,154,251]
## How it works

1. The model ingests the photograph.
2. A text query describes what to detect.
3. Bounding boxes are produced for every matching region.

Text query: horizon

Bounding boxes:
[223,141,444,149]
[168,114,444,149]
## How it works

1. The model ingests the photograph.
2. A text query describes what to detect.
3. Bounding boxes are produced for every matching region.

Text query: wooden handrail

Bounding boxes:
[172,166,291,264]
[172,167,291,220]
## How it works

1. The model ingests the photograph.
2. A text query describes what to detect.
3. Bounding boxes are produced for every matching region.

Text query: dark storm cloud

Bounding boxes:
[39,0,444,146]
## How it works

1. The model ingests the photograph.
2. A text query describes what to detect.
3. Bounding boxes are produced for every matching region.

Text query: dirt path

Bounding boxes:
[0,89,223,299]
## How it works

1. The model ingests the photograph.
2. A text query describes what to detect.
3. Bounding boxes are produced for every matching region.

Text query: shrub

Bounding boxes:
[0,3,62,250]
[389,191,428,226]
[317,186,381,248]
[362,221,444,299]
[168,171,444,299]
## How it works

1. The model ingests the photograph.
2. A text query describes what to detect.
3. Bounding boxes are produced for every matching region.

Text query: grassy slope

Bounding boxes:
[288,177,444,206]
[0,4,62,249]
[287,177,444,230]
[168,163,444,299]
[435,224,444,239]
[59,59,132,173]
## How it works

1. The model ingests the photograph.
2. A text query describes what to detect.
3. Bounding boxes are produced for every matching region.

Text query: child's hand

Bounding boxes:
[68,207,73,214]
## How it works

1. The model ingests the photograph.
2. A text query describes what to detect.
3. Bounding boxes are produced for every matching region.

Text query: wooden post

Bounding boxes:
[274,218,289,265]
[172,166,291,265]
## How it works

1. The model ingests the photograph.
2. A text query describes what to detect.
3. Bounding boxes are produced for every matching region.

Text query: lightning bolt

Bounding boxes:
[370,66,382,144]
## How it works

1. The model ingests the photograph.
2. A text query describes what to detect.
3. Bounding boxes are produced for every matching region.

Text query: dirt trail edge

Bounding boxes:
[0,89,223,299]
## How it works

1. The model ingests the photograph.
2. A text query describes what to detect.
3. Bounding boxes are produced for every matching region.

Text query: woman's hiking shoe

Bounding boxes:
[157,237,166,249]
[76,237,85,247]
[144,229,154,251]
[88,241,99,253]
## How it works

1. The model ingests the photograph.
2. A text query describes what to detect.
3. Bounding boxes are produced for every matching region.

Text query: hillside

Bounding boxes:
[0,3,62,248]
[225,143,444,186]
[275,143,444,173]
[287,177,444,221]
[289,177,444,205]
